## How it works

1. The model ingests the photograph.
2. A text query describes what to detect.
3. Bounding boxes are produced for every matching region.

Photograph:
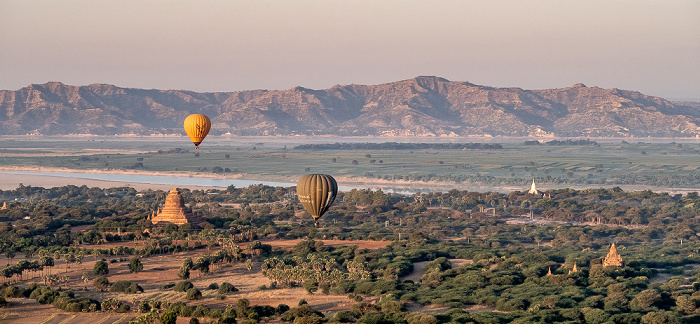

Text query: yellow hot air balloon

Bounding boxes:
[184,114,211,149]
[297,174,338,227]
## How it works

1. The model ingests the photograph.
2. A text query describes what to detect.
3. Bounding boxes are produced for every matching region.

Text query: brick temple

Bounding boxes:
[149,188,203,226]
[603,243,624,267]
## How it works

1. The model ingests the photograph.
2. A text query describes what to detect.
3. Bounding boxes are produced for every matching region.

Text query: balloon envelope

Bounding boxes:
[184,114,211,149]
[297,174,338,226]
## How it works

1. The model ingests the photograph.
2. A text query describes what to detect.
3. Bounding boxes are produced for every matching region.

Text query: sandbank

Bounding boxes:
[0,166,226,191]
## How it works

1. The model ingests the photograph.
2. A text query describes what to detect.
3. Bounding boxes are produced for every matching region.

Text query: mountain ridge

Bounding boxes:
[1,76,699,137]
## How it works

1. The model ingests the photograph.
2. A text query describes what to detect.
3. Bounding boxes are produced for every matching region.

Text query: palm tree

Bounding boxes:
[5,249,16,267]
[40,256,54,276]
[76,250,85,270]
[91,249,100,261]
[23,248,35,278]
[53,251,62,273]
[64,253,76,273]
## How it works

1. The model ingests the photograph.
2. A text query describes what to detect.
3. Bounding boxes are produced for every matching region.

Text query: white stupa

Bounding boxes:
[528,179,542,195]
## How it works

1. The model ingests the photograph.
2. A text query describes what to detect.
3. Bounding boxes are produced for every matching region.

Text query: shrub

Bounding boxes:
[276,303,291,315]
[53,297,70,310]
[161,310,177,324]
[219,316,237,323]
[423,257,452,273]
[218,282,238,294]
[239,320,258,324]
[102,298,130,313]
[126,283,144,294]
[333,310,356,322]
[129,258,143,273]
[66,302,82,312]
[110,280,132,293]
[137,301,151,313]
[31,287,60,304]
[93,277,110,291]
[3,286,22,298]
[192,304,211,317]
[215,295,226,300]
[357,311,388,324]
[208,282,219,290]
[381,301,404,313]
[186,288,202,300]
[93,260,109,275]
[161,283,176,289]
[406,313,437,324]
[174,281,194,292]
[24,283,40,298]
[280,305,324,322]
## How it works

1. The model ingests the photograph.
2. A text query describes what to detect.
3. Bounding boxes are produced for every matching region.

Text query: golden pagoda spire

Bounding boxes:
[603,243,624,267]
[569,263,578,274]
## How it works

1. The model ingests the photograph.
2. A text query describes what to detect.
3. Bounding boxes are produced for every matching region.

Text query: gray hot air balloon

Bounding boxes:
[296,174,338,227]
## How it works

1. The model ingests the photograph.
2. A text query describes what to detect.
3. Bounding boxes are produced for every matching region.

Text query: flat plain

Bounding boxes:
[1,136,699,193]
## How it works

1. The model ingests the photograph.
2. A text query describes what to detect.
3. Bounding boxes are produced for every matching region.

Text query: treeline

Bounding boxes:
[293,142,503,150]
[362,172,700,188]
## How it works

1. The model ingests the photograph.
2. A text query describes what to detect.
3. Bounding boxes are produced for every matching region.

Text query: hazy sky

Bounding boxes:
[1,0,698,99]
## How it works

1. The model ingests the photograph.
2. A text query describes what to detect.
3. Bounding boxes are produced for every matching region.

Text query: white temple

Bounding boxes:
[528,179,541,195]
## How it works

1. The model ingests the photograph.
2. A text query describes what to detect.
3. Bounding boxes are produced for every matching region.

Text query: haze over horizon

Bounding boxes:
[1,0,699,100]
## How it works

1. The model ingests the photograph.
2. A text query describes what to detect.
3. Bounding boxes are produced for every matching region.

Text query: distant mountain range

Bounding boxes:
[1,76,699,137]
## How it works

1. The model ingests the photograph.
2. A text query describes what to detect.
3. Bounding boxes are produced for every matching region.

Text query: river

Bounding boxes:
[0,171,423,194]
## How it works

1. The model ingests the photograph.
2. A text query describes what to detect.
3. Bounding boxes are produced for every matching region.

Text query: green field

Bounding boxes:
[1,137,699,191]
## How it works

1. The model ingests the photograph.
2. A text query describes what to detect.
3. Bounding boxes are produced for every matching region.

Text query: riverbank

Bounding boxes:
[0,166,515,193]
[0,166,261,191]
[0,166,696,195]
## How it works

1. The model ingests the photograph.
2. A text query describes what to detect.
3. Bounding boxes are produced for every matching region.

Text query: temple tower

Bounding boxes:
[150,188,203,226]
[603,243,624,267]
[568,263,578,274]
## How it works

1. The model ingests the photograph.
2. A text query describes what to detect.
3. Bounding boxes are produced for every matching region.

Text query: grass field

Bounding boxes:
[1,136,699,191]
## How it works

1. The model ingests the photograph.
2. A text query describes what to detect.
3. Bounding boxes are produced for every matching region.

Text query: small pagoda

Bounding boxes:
[0,202,7,210]
[602,243,624,267]
[528,179,541,195]
[528,179,551,198]
[149,188,203,226]
[568,263,578,274]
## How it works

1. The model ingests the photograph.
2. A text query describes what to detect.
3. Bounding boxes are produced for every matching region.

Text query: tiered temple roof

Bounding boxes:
[603,243,624,267]
[150,188,203,226]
